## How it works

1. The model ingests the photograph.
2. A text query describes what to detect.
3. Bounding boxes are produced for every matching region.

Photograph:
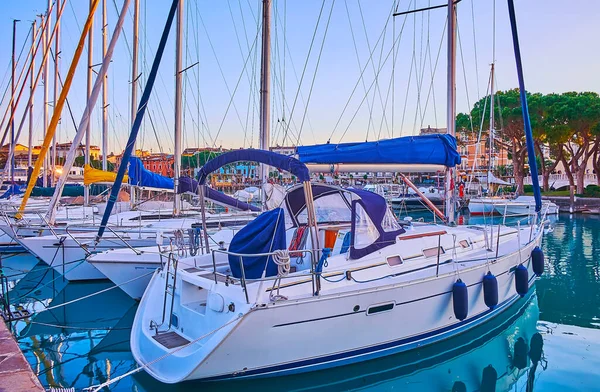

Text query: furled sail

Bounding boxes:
[128,157,173,189]
[296,134,461,167]
[83,164,127,186]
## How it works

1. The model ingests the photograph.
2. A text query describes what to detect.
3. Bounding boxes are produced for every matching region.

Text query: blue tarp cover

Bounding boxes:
[297,134,461,167]
[228,208,286,279]
[0,184,22,199]
[128,157,174,189]
[197,149,310,185]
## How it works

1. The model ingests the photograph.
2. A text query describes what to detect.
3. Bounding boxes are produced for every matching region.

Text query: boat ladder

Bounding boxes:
[152,252,179,335]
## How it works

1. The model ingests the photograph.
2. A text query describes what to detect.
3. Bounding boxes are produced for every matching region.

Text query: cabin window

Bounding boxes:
[367,302,395,315]
[423,246,445,258]
[386,255,403,267]
[459,240,470,248]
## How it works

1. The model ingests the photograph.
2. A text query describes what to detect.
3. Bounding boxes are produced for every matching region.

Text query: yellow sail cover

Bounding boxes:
[84,164,128,186]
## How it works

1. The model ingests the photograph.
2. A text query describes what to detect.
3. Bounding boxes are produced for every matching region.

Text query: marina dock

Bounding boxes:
[0,321,43,392]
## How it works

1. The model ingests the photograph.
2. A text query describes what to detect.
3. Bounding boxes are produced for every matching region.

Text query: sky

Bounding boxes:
[0,0,598,157]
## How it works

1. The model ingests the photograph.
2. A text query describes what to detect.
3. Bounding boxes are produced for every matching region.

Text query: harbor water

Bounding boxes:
[3,214,600,391]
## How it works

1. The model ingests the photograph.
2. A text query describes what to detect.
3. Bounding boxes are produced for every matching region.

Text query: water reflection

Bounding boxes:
[537,215,600,329]
[7,213,599,390]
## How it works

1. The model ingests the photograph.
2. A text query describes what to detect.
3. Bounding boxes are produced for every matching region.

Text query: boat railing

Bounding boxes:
[210,248,316,304]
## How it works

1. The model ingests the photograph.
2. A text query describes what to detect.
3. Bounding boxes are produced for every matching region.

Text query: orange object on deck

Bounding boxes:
[324,230,338,250]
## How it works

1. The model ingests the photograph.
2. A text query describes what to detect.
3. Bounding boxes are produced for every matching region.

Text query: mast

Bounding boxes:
[259,0,271,206]
[488,63,495,190]
[85,0,95,206]
[47,0,131,224]
[96,0,180,240]
[130,0,139,208]
[52,0,61,185]
[173,0,183,215]
[17,0,101,219]
[102,0,108,170]
[42,11,49,188]
[507,0,541,210]
[444,0,456,224]
[11,20,19,184]
[28,20,37,168]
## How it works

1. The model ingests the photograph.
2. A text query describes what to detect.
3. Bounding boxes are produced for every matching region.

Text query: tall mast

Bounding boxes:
[11,20,19,183]
[488,63,495,186]
[173,0,183,215]
[259,0,271,205]
[444,0,456,224]
[42,11,49,188]
[130,0,139,208]
[102,0,108,170]
[85,0,94,205]
[52,0,61,185]
[28,20,37,168]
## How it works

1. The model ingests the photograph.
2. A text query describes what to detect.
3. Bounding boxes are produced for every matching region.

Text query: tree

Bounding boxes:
[555,92,600,193]
[460,89,541,194]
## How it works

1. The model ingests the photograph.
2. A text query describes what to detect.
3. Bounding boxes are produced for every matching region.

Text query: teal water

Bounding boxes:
[3,214,600,391]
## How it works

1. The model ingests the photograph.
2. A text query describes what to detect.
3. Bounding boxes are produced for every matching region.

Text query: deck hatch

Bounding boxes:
[152,331,190,349]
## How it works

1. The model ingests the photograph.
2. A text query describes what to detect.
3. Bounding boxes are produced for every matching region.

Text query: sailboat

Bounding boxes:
[126,0,552,384]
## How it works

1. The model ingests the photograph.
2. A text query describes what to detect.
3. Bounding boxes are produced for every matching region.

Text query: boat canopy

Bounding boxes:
[84,164,128,186]
[197,149,310,185]
[227,184,404,278]
[283,184,405,259]
[297,134,461,167]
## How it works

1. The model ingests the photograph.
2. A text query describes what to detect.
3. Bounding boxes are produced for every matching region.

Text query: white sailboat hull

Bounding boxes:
[17,234,161,281]
[131,225,543,383]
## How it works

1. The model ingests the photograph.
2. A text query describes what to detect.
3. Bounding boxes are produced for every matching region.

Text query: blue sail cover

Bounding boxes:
[228,208,286,279]
[128,157,174,189]
[297,134,461,167]
[0,184,22,199]
[197,149,310,185]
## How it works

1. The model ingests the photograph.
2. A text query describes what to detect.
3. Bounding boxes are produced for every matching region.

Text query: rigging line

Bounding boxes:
[50,48,79,134]
[228,1,252,148]
[457,14,476,137]
[295,0,336,147]
[392,0,398,137]
[358,0,398,140]
[0,24,33,110]
[417,3,435,129]
[470,0,480,98]
[352,0,378,141]
[211,25,262,147]
[110,0,170,151]
[197,11,252,146]
[467,71,492,185]
[283,0,327,146]
[337,19,412,144]
[227,1,256,93]
[275,9,317,145]
[419,17,447,129]
[191,0,214,147]
[427,1,439,128]
[328,1,406,143]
